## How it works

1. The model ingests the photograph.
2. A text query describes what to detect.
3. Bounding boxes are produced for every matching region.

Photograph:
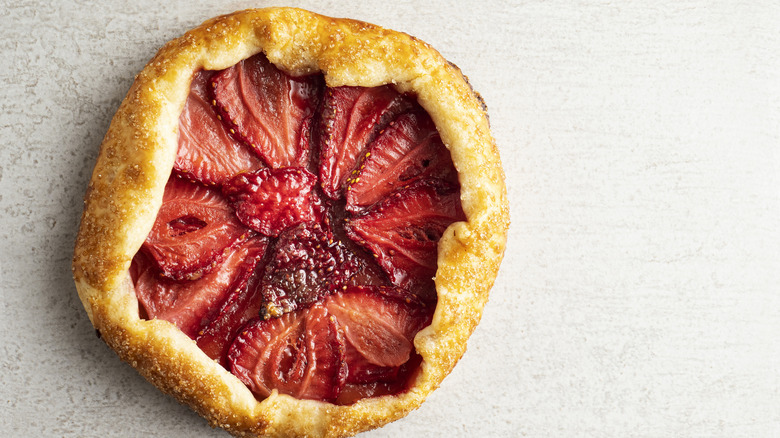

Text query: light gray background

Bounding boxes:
[1,1,778,436]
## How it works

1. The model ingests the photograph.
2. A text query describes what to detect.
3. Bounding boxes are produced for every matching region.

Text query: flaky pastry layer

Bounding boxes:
[73,7,509,438]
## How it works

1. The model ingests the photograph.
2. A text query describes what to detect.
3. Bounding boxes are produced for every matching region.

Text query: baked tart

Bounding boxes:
[73,7,508,437]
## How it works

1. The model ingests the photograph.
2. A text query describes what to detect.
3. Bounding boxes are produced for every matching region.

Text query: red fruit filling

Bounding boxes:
[258,223,359,319]
[176,70,263,186]
[229,304,346,401]
[133,237,265,339]
[346,108,458,211]
[323,286,432,383]
[223,167,324,238]
[142,176,251,280]
[227,286,431,403]
[346,180,466,301]
[193,237,267,366]
[318,85,412,199]
[131,53,466,405]
[212,53,322,169]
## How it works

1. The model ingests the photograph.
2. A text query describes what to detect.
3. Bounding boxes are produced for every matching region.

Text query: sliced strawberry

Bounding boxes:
[228,304,347,401]
[345,180,466,300]
[211,53,322,168]
[142,176,251,280]
[335,354,423,406]
[259,223,361,318]
[132,237,266,338]
[195,252,266,366]
[346,108,457,211]
[324,286,432,384]
[326,199,393,288]
[175,70,263,186]
[318,85,412,199]
[222,167,324,238]
[194,237,268,366]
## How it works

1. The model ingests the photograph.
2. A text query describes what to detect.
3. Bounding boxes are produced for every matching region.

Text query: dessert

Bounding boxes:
[73,7,508,437]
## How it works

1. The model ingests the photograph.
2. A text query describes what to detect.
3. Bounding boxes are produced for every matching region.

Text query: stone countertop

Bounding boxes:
[1,1,778,436]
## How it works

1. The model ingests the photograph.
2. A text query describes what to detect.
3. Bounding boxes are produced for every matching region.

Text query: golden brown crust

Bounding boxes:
[73,7,509,437]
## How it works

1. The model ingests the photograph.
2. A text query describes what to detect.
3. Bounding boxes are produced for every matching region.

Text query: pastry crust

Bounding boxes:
[73,7,509,438]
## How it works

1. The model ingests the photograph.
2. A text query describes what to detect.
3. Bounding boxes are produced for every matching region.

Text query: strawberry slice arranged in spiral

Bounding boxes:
[211,53,322,169]
[142,176,251,281]
[132,236,266,338]
[194,238,268,366]
[175,70,263,186]
[318,85,412,199]
[227,286,432,403]
[346,108,458,211]
[346,180,465,301]
[228,304,347,401]
[323,286,433,384]
[134,53,467,405]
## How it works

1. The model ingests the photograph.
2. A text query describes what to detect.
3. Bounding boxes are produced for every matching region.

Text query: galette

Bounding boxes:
[73,7,508,438]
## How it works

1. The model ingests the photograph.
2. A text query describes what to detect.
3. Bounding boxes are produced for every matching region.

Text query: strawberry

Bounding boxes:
[142,176,251,280]
[345,180,465,301]
[335,354,423,406]
[211,53,322,169]
[132,237,266,338]
[175,70,264,186]
[258,223,360,318]
[318,85,412,199]
[345,108,457,211]
[323,286,433,384]
[194,237,268,366]
[228,304,347,401]
[222,167,324,238]
[141,59,468,405]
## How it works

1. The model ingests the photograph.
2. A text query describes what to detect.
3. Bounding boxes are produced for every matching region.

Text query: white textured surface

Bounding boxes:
[1,1,778,436]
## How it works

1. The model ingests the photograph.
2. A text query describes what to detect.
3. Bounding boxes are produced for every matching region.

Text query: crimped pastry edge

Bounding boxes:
[72,7,509,438]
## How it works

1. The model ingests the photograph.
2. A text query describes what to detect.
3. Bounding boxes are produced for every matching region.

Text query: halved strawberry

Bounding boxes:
[335,354,423,406]
[142,176,251,280]
[132,237,266,338]
[211,53,322,168]
[194,238,267,366]
[259,223,360,318]
[323,286,433,384]
[228,304,347,401]
[222,167,324,238]
[318,85,412,199]
[345,180,466,300]
[175,70,264,186]
[346,108,457,211]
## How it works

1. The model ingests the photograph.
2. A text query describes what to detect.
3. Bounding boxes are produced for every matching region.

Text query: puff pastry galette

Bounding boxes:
[73,7,508,437]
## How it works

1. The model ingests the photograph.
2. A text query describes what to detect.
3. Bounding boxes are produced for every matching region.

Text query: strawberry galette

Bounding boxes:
[73,7,508,438]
